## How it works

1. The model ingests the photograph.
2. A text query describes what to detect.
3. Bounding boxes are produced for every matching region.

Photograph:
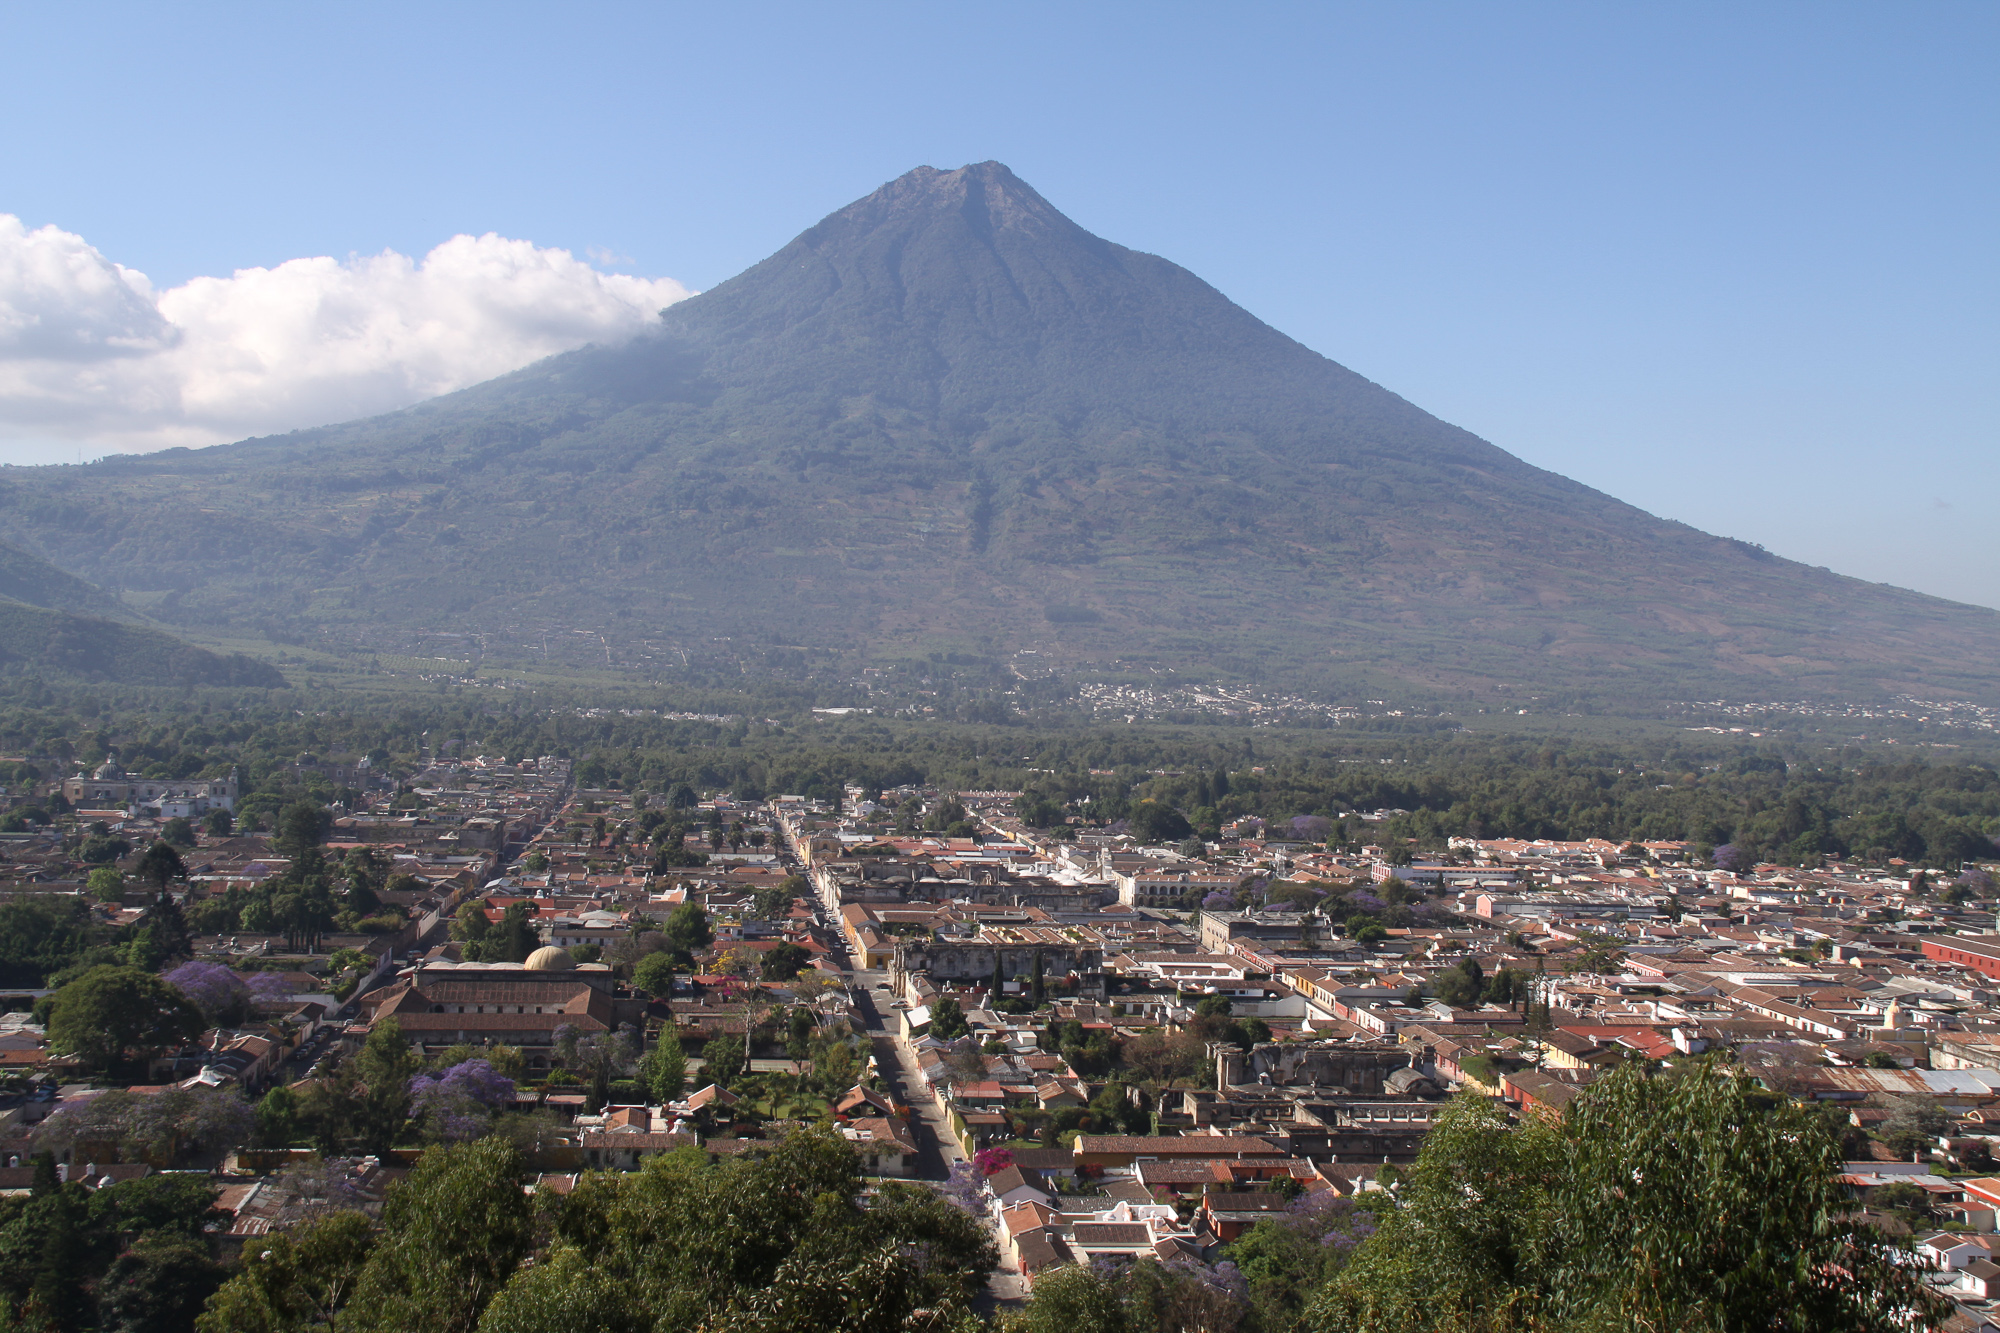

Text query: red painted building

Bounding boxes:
[1923,937,2000,980]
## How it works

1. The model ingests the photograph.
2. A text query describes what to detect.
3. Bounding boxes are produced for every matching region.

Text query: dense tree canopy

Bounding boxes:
[196,1210,375,1333]
[342,1136,533,1333]
[480,1126,993,1332]
[1303,1065,1945,1333]
[0,1168,224,1331]
[45,964,204,1071]
[632,951,678,998]
[660,902,714,963]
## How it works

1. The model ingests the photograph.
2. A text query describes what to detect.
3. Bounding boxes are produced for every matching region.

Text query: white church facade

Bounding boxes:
[62,760,239,817]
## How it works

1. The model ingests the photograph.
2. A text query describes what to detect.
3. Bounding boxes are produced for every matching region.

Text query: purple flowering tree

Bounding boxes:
[36,1085,253,1166]
[1165,1257,1251,1303]
[162,961,249,1026]
[1712,843,1748,873]
[247,971,300,1003]
[409,1058,518,1143]
[1089,1254,1252,1327]
[939,1160,987,1217]
[1290,816,1333,842]
[1285,1188,1379,1253]
[1201,891,1236,910]
[551,1023,580,1069]
[564,1026,641,1081]
[1957,869,1995,896]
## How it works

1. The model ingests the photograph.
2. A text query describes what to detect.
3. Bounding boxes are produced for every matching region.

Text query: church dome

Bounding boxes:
[524,946,575,971]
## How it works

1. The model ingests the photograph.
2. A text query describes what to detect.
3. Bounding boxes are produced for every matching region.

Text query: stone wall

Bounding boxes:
[892,940,1106,997]
[1213,1039,1411,1092]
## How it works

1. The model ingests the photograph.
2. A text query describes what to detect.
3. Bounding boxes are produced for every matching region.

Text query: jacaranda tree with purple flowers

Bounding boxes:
[162,960,249,1026]
[1711,842,1749,872]
[35,1084,254,1167]
[247,970,301,1003]
[940,1159,986,1217]
[408,1058,517,1143]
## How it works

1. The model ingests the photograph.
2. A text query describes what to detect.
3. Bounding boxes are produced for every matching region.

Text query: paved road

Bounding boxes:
[846,968,964,1179]
[843,963,1024,1316]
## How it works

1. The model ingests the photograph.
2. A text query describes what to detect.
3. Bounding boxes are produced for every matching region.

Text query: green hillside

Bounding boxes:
[0,598,286,688]
[0,162,1994,709]
[0,536,123,617]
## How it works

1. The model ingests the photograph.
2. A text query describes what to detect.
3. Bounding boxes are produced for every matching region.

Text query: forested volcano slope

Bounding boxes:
[0,537,282,688]
[1,162,1995,706]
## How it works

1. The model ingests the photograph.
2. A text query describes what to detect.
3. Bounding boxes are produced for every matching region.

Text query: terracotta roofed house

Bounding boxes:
[1011,1226,1075,1281]
[984,1164,1054,1210]
[1072,1135,1287,1169]
[580,1130,695,1170]
[833,1084,901,1118]
[360,961,642,1063]
[1198,1191,1290,1243]
[1067,1222,1160,1259]
[846,1117,919,1177]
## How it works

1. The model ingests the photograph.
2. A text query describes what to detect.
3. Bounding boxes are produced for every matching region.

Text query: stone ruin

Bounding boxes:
[1213,1039,1414,1092]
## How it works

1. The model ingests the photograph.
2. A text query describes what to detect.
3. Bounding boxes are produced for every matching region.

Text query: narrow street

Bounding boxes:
[846,968,964,1178]
[842,963,1023,1317]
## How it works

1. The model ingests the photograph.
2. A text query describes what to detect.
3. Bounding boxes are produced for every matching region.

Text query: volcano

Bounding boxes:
[2,161,1996,705]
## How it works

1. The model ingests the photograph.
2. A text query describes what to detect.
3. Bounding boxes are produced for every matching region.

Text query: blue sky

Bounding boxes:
[1,2,1994,607]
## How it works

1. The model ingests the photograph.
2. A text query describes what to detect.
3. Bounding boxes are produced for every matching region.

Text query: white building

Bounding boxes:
[63,761,237,816]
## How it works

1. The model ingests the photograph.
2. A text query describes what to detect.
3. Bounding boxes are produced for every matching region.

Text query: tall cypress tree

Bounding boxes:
[30,1149,59,1196]
[647,1026,687,1102]
[586,1052,612,1115]
[498,903,536,962]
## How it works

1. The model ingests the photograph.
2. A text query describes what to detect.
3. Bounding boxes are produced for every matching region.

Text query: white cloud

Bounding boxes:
[0,216,173,362]
[0,215,693,461]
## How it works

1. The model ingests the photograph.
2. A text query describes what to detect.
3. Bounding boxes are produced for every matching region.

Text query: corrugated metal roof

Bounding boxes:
[1809,1068,2000,1096]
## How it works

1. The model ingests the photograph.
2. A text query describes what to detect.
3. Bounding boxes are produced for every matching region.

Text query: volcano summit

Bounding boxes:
[3,162,1996,706]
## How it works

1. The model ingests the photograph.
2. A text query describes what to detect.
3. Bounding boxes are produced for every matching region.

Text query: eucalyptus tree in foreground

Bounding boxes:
[1304,1062,1948,1333]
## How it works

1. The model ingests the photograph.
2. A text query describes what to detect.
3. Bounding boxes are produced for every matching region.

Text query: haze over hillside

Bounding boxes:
[0,537,284,688]
[1,162,1995,709]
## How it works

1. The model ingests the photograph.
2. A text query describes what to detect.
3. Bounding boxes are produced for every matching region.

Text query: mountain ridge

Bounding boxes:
[0,162,1994,707]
